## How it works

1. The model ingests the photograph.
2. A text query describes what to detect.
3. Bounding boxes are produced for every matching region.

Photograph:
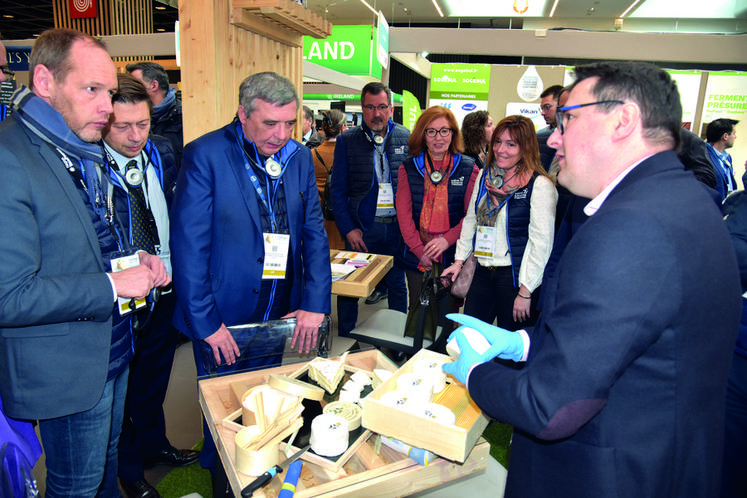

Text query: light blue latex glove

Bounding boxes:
[442,331,483,385]
[447,313,526,362]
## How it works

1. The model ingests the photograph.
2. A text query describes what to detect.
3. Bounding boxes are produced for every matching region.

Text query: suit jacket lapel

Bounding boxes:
[225,131,263,235]
[33,136,106,271]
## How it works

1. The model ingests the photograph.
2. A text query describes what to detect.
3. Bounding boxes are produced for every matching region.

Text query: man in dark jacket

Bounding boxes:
[0,28,164,497]
[330,82,410,336]
[127,61,183,167]
[101,73,197,498]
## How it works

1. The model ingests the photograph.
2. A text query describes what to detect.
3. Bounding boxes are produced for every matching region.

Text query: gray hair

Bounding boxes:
[239,72,299,116]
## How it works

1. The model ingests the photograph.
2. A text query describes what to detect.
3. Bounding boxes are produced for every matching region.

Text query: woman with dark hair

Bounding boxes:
[396,106,479,312]
[443,115,557,330]
[461,110,495,169]
[312,109,346,249]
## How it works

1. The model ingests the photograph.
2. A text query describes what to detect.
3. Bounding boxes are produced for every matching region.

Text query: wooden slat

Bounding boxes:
[230,7,302,48]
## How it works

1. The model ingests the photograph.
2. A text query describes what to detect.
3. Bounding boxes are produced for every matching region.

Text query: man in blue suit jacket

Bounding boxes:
[445,62,741,497]
[170,71,331,473]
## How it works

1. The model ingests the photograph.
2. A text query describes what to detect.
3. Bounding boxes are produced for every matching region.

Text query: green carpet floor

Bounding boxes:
[155,424,512,497]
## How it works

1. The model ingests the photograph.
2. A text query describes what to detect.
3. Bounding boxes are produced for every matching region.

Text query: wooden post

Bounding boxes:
[178,0,332,143]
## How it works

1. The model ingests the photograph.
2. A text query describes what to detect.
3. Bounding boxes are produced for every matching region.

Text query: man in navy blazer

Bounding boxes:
[170,71,331,473]
[445,62,741,497]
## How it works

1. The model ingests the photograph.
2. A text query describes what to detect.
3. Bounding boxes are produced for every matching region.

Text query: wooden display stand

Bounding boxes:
[330,251,394,298]
[199,350,490,497]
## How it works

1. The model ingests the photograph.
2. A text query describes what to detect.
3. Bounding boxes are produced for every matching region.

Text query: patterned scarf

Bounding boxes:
[476,160,532,226]
[419,151,453,252]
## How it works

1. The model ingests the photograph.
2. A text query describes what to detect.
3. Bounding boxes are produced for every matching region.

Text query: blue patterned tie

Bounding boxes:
[126,160,156,254]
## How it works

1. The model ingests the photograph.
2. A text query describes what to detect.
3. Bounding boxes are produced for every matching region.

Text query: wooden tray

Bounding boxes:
[199,349,490,497]
[330,251,393,298]
[362,349,490,463]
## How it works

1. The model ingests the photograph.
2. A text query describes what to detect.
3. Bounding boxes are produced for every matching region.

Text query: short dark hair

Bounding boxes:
[361,82,391,105]
[303,105,314,122]
[706,118,739,144]
[29,28,107,91]
[238,72,298,115]
[126,61,170,96]
[461,110,491,155]
[540,84,564,100]
[112,73,152,116]
[570,61,682,150]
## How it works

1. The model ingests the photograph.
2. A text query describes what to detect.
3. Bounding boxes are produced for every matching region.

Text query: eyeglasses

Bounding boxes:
[557,100,624,134]
[0,65,14,79]
[425,127,453,138]
[540,104,554,112]
[362,104,390,112]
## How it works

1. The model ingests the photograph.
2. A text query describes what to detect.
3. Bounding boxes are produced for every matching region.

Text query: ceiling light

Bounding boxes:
[431,0,444,17]
[620,0,641,18]
[513,0,529,15]
[359,0,377,15]
[3,14,14,18]
[549,0,559,17]
[156,28,166,31]
[155,6,166,10]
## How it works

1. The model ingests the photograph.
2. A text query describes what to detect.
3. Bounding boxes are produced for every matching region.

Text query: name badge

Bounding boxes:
[377,183,394,209]
[474,226,497,259]
[262,232,290,279]
[111,253,147,315]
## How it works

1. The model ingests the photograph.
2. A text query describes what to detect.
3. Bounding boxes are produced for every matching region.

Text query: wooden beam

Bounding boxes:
[229,8,302,47]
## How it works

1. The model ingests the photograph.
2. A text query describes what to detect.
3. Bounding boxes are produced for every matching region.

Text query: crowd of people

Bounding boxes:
[0,26,745,498]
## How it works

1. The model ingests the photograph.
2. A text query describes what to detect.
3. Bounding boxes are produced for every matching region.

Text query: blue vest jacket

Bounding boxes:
[329,120,410,236]
[474,173,537,286]
[397,152,476,271]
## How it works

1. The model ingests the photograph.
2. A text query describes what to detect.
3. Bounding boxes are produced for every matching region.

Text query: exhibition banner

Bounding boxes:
[303,25,382,78]
[430,63,491,126]
[402,90,422,132]
[668,70,702,129]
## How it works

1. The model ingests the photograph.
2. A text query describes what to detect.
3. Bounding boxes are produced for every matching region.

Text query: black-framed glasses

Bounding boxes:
[0,65,14,79]
[557,100,624,134]
[362,104,390,112]
[425,127,453,138]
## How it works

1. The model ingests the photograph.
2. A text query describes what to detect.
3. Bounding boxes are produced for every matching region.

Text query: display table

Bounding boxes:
[330,250,393,298]
[198,350,490,497]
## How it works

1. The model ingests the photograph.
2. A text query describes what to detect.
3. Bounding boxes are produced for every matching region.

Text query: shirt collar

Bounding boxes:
[103,142,142,174]
[583,154,653,216]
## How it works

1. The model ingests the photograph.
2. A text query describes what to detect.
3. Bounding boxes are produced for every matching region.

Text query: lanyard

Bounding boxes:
[235,124,285,233]
[362,125,391,183]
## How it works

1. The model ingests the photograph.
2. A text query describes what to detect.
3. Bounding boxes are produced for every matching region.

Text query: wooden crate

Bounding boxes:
[199,349,490,497]
[330,251,393,298]
[361,349,490,463]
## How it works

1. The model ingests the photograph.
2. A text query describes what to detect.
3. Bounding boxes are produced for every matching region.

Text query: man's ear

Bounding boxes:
[32,64,54,98]
[237,105,247,125]
[722,132,730,143]
[612,102,640,142]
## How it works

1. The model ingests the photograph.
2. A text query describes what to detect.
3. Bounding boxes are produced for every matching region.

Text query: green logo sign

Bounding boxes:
[303,25,381,78]
[430,63,491,101]
[402,90,422,132]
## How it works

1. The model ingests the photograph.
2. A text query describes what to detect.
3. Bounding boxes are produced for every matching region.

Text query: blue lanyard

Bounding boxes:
[235,123,284,232]
[478,173,513,219]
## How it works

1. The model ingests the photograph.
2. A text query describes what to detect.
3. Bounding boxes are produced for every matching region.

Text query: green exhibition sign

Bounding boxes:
[303,25,382,78]
[430,63,491,101]
[402,90,422,132]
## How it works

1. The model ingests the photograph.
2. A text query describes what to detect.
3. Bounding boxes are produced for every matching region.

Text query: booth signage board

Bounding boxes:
[377,12,390,70]
[402,90,422,132]
[430,63,491,126]
[303,25,382,78]
[5,47,32,72]
[667,70,702,130]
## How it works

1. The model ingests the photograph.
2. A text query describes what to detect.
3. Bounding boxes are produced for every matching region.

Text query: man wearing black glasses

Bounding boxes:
[445,61,740,497]
[329,82,410,337]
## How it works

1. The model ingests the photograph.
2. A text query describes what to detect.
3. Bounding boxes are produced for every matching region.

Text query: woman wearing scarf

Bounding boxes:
[443,115,557,330]
[396,106,479,313]
[461,110,495,169]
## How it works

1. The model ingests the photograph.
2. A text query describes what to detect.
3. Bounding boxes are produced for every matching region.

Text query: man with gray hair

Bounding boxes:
[170,71,331,475]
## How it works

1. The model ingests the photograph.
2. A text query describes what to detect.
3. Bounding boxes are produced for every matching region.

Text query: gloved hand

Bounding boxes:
[442,331,483,385]
[447,313,526,362]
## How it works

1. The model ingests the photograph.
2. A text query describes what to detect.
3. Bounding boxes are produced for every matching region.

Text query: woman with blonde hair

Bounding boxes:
[443,115,557,330]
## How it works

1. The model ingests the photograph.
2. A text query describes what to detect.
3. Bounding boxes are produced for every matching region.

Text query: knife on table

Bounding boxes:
[240,445,310,497]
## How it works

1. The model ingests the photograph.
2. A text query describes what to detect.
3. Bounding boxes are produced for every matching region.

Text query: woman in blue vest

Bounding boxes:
[443,115,557,330]
[396,106,480,313]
